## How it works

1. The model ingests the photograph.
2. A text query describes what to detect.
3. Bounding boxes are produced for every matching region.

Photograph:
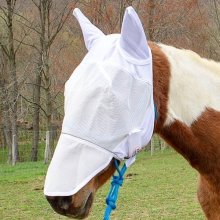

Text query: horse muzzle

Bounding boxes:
[46,193,94,219]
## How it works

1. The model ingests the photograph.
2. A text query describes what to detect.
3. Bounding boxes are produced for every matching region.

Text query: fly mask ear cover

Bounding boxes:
[44,6,155,197]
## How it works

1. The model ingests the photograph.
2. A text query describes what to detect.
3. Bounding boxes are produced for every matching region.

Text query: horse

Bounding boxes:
[45,7,220,220]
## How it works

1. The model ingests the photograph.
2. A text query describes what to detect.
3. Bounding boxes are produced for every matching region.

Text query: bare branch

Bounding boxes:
[213,0,220,32]
[31,0,40,8]
[14,32,29,55]
[16,18,41,35]
[14,39,40,53]
[0,5,8,17]
[0,42,9,58]
[48,5,71,46]
[20,94,48,117]
[0,13,9,26]
[25,82,45,90]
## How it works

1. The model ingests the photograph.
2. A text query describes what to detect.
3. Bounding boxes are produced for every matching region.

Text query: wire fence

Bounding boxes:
[148,134,169,155]
[0,129,60,164]
[0,129,168,165]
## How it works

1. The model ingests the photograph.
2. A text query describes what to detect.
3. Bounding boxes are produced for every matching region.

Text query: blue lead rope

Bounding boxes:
[103,159,127,220]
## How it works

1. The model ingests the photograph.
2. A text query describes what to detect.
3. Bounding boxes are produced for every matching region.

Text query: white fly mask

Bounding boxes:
[44,6,155,196]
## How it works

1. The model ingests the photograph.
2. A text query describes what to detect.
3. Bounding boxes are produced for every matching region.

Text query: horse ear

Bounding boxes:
[120,7,150,61]
[73,8,105,51]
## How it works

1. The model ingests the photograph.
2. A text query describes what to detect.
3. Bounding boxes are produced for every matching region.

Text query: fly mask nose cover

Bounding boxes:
[44,6,155,197]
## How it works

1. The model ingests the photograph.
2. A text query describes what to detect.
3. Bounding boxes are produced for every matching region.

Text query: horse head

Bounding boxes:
[44,7,154,219]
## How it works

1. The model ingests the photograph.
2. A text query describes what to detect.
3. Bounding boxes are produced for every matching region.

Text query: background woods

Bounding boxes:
[0,0,219,164]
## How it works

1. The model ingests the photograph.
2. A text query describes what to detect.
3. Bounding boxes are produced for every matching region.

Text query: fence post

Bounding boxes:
[44,131,52,164]
[162,140,168,150]
[12,134,17,166]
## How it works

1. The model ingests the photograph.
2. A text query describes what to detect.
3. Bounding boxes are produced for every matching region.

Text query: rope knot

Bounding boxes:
[112,175,123,186]
[106,197,116,210]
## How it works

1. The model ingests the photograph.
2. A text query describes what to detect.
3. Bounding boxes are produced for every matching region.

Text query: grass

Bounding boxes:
[0,149,204,220]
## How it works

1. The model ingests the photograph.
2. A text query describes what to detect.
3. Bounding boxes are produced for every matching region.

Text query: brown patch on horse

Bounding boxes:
[158,120,206,170]
[96,159,116,187]
[159,108,220,175]
[158,108,220,219]
[148,42,171,130]
[71,159,116,211]
[198,175,220,220]
[191,109,220,193]
[192,108,220,158]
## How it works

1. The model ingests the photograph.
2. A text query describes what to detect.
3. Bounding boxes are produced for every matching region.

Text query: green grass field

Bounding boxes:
[0,149,204,220]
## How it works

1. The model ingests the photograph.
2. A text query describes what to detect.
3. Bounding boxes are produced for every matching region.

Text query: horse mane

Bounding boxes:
[158,43,220,79]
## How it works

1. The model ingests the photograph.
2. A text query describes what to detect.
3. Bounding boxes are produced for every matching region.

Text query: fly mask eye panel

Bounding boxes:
[44,6,155,197]
[64,62,152,150]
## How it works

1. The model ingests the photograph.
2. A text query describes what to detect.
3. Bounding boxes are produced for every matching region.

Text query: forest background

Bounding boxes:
[0,0,219,164]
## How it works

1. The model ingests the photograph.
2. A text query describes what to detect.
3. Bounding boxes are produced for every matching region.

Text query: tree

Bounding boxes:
[0,45,12,161]
[26,0,75,161]
[0,0,20,164]
[197,0,220,60]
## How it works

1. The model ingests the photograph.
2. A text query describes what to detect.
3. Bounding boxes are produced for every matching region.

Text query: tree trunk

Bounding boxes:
[1,88,13,163]
[30,0,71,161]
[31,62,42,161]
[148,0,156,41]
[44,51,53,157]
[31,0,48,161]
[6,0,19,163]
[0,76,12,162]
[0,42,12,163]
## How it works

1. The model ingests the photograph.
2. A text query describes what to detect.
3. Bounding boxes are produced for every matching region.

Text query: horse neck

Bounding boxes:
[150,42,220,174]
[148,42,170,130]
